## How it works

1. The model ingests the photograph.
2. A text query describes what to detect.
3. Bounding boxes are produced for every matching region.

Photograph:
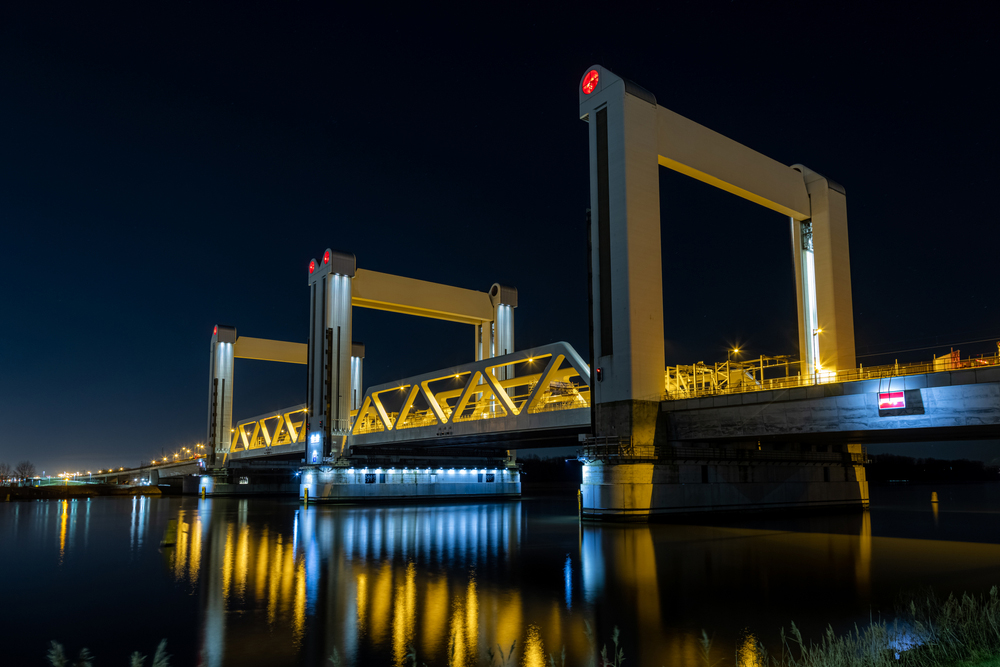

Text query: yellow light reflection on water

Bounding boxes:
[737,630,764,667]
[442,571,482,667]
[421,575,447,656]
[392,562,417,667]
[522,624,545,667]
[493,589,523,663]
[268,536,282,625]
[449,594,466,667]
[280,542,295,616]
[173,520,190,581]
[221,524,234,602]
[371,562,393,644]
[857,510,872,595]
[464,574,478,659]
[236,524,250,599]
[58,500,68,564]
[189,518,201,585]
[255,527,269,603]
[293,556,306,646]
[356,573,368,635]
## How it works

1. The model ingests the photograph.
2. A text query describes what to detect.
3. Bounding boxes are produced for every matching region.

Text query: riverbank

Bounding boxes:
[2,484,167,500]
[748,587,1000,667]
[372,587,1000,666]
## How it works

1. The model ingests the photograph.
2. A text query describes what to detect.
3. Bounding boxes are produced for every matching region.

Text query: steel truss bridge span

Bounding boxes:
[224,342,593,462]
[350,341,591,450]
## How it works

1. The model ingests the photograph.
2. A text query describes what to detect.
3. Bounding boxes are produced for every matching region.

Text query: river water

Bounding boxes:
[3,484,1000,666]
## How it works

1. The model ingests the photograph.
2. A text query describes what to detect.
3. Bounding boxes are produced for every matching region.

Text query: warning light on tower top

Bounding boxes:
[582,69,599,94]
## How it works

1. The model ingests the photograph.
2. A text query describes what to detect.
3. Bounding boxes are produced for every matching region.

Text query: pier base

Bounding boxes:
[580,444,868,520]
[300,466,520,502]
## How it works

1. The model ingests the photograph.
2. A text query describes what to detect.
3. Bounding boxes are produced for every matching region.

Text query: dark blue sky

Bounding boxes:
[2,2,999,473]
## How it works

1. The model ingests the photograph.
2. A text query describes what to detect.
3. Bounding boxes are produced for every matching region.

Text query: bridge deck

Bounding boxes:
[662,366,1000,444]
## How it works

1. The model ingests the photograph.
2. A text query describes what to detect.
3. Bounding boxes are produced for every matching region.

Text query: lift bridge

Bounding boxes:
[209,252,592,471]
[187,64,1000,510]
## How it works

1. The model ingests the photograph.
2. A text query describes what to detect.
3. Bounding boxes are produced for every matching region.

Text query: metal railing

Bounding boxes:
[664,353,1000,401]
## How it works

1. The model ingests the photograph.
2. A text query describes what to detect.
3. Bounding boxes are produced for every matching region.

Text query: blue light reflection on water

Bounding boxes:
[3,486,1000,666]
[564,553,573,609]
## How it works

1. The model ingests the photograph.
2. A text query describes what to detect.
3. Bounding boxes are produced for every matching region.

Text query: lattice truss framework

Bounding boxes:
[353,343,591,435]
[664,355,796,397]
[231,405,308,453]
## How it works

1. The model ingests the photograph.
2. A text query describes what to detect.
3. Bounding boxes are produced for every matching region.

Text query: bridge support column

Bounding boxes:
[581,69,665,446]
[306,250,356,464]
[207,325,236,467]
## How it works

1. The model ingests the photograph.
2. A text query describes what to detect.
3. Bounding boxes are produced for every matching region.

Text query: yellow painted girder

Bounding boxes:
[655,106,811,221]
[351,269,494,326]
[233,337,308,364]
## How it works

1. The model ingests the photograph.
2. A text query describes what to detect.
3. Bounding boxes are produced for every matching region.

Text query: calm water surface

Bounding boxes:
[3,485,1000,666]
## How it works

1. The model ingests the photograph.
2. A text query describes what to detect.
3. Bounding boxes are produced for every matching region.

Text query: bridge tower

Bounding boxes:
[306,250,356,463]
[206,325,237,467]
[579,65,855,446]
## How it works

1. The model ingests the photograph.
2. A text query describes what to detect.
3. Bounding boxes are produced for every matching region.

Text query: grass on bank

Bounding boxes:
[47,588,1000,666]
[757,586,1000,667]
[47,639,169,667]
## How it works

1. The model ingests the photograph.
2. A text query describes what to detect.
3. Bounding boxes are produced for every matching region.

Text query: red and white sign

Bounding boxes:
[878,391,905,410]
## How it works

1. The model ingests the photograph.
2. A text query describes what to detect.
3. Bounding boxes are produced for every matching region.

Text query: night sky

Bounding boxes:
[3,3,999,474]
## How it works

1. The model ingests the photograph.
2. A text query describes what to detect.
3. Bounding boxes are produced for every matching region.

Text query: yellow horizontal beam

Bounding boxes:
[656,106,811,221]
[233,337,308,364]
[351,269,494,325]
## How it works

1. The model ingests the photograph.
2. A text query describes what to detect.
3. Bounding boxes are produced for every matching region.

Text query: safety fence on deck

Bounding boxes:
[663,352,1000,401]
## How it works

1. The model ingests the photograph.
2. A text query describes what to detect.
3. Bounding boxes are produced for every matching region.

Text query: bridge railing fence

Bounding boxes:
[663,352,1000,401]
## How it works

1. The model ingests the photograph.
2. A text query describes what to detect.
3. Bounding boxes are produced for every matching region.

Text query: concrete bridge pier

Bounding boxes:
[580,442,868,520]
